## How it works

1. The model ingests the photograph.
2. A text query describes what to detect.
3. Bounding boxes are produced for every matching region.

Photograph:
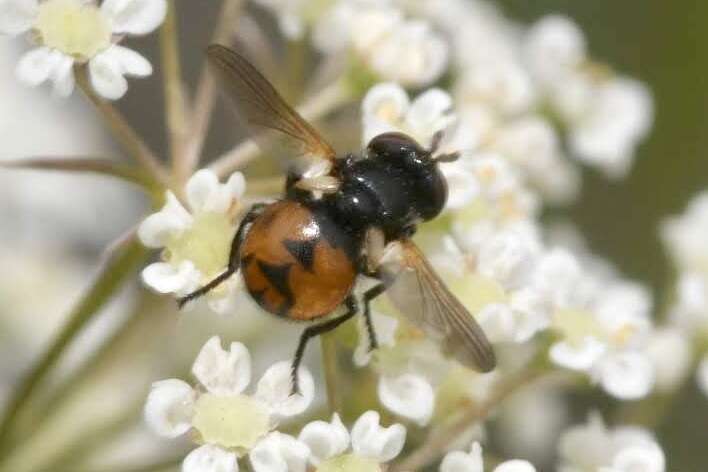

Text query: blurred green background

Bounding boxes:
[499,0,708,468]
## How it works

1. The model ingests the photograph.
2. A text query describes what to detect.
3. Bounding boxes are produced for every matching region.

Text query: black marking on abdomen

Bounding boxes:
[257,259,294,314]
[283,239,316,272]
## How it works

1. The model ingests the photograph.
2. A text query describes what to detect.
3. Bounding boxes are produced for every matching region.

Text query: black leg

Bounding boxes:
[290,296,358,394]
[362,283,386,351]
[177,203,267,309]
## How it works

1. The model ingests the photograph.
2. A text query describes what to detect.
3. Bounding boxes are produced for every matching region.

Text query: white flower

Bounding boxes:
[535,249,657,399]
[378,373,434,426]
[138,169,246,315]
[145,336,314,470]
[567,77,653,178]
[524,14,653,178]
[313,0,448,87]
[524,15,586,87]
[558,413,665,472]
[440,442,537,472]
[455,60,535,117]
[361,82,456,148]
[299,410,406,471]
[0,0,166,99]
[698,355,708,397]
[492,116,580,204]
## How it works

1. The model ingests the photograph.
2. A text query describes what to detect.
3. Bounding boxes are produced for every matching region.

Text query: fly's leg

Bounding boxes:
[290,296,358,395]
[362,283,386,351]
[176,203,267,308]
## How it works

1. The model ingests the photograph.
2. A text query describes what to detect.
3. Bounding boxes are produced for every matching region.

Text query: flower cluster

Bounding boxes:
[145,336,315,471]
[0,0,166,99]
[360,80,658,400]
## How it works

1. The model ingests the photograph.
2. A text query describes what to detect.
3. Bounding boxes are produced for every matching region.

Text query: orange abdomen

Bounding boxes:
[240,200,357,320]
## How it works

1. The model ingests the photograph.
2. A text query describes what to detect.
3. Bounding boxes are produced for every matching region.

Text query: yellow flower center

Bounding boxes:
[167,211,236,283]
[192,393,270,451]
[552,308,603,346]
[317,454,381,472]
[36,0,112,60]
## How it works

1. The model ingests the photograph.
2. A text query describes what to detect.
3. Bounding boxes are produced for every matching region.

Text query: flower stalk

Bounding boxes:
[0,237,148,457]
[181,0,245,178]
[76,67,169,186]
[160,0,189,174]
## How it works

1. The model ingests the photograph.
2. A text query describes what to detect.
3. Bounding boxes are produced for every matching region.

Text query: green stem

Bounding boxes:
[160,0,189,179]
[181,0,244,178]
[76,68,168,186]
[320,333,340,414]
[10,293,158,446]
[0,237,147,455]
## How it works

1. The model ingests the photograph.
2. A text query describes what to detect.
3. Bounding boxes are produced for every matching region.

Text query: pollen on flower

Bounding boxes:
[191,393,270,451]
[166,211,236,283]
[36,0,112,60]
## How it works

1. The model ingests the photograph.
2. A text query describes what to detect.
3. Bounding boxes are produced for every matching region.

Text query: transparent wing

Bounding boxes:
[382,240,496,372]
[207,44,337,171]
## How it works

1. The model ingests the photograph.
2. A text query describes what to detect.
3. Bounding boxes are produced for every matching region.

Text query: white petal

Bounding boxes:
[549,338,605,371]
[187,169,221,213]
[350,411,406,462]
[107,45,153,76]
[477,303,516,344]
[225,172,247,199]
[494,460,537,472]
[405,88,453,140]
[440,442,484,472]
[15,47,61,87]
[646,328,692,393]
[141,260,199,295]
[254,361,314,417]
[0,0,37,35]
[378,374,434,426]
[89,49,128,100]
[144,379,195,438]
[298,413,350,465]
[354,312,398,367]
[49,54,76,97]
[611,445,665,472]
[249,432,310,472]
[138,192,192,248]
[698,355,708,397]
[558,413,611,470]
[183,445,238,472]
[192,336,252,396]
[596,352,654,400]
[102,0,167,35]
[361,82,409,142]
